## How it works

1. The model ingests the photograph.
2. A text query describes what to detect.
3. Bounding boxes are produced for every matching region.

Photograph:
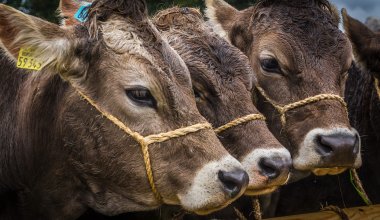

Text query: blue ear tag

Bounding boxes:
[74,4,91,22]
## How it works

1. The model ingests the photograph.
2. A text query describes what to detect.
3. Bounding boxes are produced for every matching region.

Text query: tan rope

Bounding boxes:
[256,86,348,126]
[350,169,372,205]
[72,84,212,202]
[214,114,266,133]
[252,197,262,220]
[375,78,380,99]
[321,205,349,220]
[233,207,248,220]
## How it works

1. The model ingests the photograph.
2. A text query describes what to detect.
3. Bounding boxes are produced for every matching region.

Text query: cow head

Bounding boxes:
[151,7,291,195]
[205,0,361,177]
[0,0,248,216]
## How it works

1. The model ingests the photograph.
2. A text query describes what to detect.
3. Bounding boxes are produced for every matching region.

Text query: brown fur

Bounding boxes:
[59,1,291,191]
[58,4,292,219]
[0,1,235,219]
[274,12,380,215]
[343,9,380,78]
[206,0,357,172]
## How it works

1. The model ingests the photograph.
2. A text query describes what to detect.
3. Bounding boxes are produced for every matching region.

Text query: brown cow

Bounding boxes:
[205,0,361,177]
[0,0,249,219]
[153,6,292,197]
[273,10,380,216]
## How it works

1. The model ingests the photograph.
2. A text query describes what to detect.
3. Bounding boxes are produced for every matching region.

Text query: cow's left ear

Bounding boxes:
[205,0,252,53]
[0,4,76,73]
[342,8,380,74]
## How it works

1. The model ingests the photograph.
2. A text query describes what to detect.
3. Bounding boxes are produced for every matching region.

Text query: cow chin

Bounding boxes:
[177,155,246,215]
[293,127,362,173]
[312,167,347,176]
[245,186,279,196]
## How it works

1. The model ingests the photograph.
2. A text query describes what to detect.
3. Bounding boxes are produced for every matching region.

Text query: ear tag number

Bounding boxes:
[74,3,92,22]
[17,47,43,71]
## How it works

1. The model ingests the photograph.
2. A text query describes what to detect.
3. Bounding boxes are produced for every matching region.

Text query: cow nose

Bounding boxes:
[259,156,291,180]
[218,169,249,198]
[316,133,359,165]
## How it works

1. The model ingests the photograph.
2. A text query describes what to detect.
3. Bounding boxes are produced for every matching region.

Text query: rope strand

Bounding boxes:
[72,83,212,202]
[350,169,372,205]
[72,82,264,203]
[214,114,266,133]
[375,78,380,99]
[256,86,348,126]
[252,197,262,220]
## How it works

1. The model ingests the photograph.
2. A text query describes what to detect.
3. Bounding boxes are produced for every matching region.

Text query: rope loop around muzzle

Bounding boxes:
[71,83,212,202]
[255,86,348,127]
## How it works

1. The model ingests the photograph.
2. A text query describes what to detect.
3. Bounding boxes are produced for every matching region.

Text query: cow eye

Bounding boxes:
[193,88,203,102]
[126,88,156,108]
[260,58,282,74]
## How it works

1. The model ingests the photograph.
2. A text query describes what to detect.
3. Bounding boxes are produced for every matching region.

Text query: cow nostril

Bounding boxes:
[314,132,359,166]
[316,135,334,155]
[258,157,286,180]
[218,170,248,198]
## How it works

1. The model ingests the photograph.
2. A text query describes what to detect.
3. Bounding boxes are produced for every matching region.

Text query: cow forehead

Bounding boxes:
[99,17,191,87]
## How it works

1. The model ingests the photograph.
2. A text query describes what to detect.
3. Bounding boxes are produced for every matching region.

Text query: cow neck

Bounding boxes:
[255,86,348,127]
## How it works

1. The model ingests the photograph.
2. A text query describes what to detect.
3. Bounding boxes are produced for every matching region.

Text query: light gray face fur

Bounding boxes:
[241,148,291,195]
[295,127,362,175]
[178,155,246,215]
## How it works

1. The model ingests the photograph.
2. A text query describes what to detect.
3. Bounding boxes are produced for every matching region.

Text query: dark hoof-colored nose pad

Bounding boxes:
[259,156,291,180]
[315,133,359,165]
[218,169,249,198]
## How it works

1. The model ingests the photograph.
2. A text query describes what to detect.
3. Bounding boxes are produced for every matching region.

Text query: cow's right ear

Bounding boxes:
[0,4,77,74]
[59,0,90,26]
[342,8,380,74]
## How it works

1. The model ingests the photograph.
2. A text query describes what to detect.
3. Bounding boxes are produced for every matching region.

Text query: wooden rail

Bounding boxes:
[265,204,380,220]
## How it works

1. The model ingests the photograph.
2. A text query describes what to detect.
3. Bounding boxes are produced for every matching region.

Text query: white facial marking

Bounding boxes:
[178,155,245,215]
[294,127,362,173]
[241,148,291,195]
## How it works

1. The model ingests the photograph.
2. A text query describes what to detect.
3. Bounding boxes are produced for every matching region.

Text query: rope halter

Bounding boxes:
[214,114,266,134]
[71,83,266,202]
[71,83,212,202]
[375,78,380,99]
[255,86,348,127]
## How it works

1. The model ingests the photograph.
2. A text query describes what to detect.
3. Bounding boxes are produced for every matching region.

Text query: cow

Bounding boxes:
[273,10,380,216]
[0,0,249,219]
[205,0,361,179]
[205,0,363,217]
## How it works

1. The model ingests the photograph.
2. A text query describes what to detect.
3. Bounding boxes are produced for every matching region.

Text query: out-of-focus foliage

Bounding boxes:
[1,0,256,23]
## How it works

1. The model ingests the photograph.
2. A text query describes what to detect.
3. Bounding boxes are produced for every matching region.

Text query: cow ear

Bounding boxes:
[205,0,240,40]
[205,0,252,52]
[0,4,75,73]
[342,8,380,74]
[59,0,90,26]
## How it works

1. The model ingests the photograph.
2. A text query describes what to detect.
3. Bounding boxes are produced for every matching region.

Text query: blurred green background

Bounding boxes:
[0,0,256,23]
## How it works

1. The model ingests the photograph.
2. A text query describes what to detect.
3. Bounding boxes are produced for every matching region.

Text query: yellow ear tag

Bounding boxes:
[17,47,43,71]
